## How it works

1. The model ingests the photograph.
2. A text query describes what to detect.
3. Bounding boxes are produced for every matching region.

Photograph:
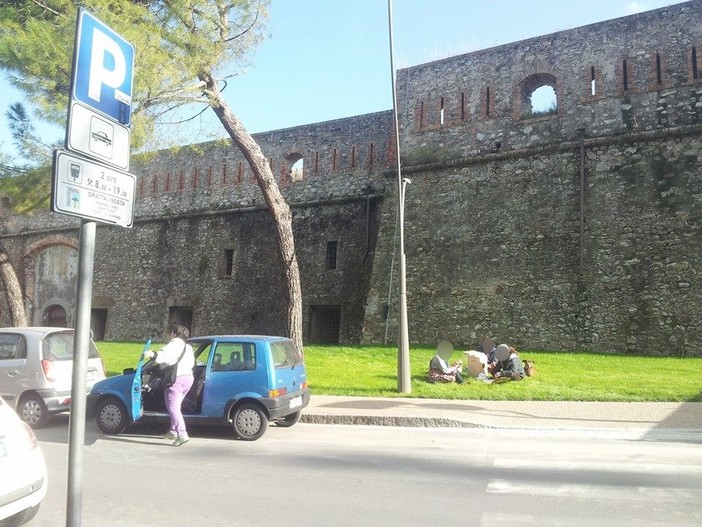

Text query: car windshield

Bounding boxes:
[270,340,302,368]
[41,332,100,360]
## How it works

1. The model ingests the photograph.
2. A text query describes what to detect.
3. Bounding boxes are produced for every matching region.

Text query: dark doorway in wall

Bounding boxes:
[169,306,193,332]
[44,305,67,327]
[308,305,341,344]
[91,309,107,340]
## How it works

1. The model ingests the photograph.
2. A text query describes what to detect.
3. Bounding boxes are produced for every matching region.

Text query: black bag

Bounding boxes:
[159,362,179,388]
[154,344,187,389]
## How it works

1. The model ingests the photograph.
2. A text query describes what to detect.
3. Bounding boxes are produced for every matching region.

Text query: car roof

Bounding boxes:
[0,326,75,335]
[188,335,289,343]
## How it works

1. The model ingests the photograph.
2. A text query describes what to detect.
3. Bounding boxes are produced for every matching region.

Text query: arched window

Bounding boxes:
[286,153,304,182]
[518,73,557,118]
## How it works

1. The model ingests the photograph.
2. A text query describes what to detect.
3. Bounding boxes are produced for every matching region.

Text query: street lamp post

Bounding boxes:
[387,0,411,393]
[397,178,411,393]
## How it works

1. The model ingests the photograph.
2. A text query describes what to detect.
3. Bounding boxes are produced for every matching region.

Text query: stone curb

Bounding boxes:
[300,414,487,428]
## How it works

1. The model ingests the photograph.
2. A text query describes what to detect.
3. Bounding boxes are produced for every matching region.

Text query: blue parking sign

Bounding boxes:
[72,9,134,126]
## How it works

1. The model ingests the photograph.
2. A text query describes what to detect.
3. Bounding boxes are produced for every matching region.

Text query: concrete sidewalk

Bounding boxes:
[301,395,702,439]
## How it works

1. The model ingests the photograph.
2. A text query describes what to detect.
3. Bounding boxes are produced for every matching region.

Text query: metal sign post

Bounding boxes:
[58,8,135,527]
[66,220,95,527]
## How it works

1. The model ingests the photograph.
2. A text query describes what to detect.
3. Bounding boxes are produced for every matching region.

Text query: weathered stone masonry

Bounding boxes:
[1,1,701,354]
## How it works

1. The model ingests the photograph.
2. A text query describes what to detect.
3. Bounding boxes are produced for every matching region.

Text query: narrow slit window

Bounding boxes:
[351,146,356,168]
[656,53,662,85]
[440,97,445,125]
[623,59,629,91]
[326,241,337,271]
[460,92,465,120]
[369,143,375,167]
[419,100,425,129]
[693,47,699,80]
[485,87,491,117]
[590,66,596,96]
[314,152,319,173]
[332,149,337,171]
[224,249,234,277]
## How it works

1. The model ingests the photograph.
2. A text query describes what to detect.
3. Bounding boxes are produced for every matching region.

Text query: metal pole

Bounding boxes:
[579,128,586,274]
[66,220,96,527]
[387,0,411,393]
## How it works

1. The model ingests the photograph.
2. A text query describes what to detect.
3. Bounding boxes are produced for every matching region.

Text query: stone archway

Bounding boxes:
[22,236,79,327]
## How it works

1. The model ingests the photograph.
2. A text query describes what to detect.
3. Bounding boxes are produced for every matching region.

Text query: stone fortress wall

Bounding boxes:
[0,0,700,354]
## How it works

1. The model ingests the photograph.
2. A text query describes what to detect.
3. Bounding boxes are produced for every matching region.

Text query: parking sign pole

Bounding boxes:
[66,220,96,527]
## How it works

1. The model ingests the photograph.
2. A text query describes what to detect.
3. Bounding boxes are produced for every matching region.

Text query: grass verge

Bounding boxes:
[96,341,702,402]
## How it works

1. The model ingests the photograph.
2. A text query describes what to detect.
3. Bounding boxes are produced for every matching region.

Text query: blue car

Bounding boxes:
[87,335,310,441]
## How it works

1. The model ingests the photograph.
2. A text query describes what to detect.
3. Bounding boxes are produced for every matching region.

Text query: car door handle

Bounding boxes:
[6,370,20,377]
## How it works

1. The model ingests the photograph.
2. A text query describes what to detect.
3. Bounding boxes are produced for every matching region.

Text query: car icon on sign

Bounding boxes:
[91,130,112,147]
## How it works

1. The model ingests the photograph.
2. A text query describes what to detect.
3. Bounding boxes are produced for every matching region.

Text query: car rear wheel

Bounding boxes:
[95,397,129,434]
[275,410,301,428]
[232,403,268,441]
[18,394,49,428]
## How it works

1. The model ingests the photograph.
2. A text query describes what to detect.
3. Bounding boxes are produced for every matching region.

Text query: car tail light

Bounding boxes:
[269,387,288,397]
[301,381,308,390]
[21,421,38,450]
[9,420,39,452]
[41,359,55,381]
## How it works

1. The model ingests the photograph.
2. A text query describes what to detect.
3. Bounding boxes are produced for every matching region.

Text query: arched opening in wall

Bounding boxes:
[44,305,67,327]
[286,153,304,182]
[519,73,557,118]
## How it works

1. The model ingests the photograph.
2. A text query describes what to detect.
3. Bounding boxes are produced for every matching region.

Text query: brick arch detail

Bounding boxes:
[513,71,559,117]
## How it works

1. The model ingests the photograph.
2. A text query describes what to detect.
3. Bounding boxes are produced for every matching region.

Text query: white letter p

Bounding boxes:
[88,28,126,103]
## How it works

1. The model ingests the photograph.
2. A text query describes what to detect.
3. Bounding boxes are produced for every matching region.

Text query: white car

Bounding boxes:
[0,396,47,526]
[0,327,106,427]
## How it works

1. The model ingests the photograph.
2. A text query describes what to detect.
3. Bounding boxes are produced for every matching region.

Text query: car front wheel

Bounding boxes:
[275,410,301,428]
[18,394,48,428]
[232,403,268,441]
[95,397,129,434]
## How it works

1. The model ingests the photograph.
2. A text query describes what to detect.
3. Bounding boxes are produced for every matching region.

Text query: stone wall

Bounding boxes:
[362,0,702,355]
[0,112,392,342]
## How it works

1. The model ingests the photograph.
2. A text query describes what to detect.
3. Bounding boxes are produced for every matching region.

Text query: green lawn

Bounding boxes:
[96,341,702,402]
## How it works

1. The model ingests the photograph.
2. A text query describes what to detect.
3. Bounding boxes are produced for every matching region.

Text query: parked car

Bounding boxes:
[0,395,47,527]
[0,327,106,428]
[87,335,310,441]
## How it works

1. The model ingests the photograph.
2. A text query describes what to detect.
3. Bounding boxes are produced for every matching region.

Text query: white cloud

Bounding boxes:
[627,2,649,13]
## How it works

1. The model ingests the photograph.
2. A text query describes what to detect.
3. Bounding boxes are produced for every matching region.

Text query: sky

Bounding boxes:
[0,0,691,163]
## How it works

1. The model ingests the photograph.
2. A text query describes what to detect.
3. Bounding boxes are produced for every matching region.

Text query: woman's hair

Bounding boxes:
[172,324,190,340]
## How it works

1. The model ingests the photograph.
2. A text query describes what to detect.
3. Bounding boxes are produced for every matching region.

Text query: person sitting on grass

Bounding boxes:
[492,344,526,383]
[428,340,464,384]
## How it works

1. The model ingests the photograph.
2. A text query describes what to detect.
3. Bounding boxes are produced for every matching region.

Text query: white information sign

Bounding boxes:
[67,101,131,170]
[52,149,136,228]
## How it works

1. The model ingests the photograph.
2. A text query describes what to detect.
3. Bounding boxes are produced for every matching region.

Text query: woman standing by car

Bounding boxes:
[144,324,195,446]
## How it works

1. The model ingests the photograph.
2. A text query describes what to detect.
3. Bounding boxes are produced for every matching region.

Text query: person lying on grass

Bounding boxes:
[492,344,526,383]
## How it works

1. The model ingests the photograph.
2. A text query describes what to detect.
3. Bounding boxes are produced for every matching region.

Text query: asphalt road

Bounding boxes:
[30,416,702,527]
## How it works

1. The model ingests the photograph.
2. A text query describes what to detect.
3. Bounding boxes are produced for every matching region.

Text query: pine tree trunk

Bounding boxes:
[0,246,28,326]
[202,74,304,355]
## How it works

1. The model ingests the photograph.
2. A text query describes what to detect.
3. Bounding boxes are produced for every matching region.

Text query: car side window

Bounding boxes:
[0,334,26,360]
[212,342,256,371]
[194,343,213,367]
